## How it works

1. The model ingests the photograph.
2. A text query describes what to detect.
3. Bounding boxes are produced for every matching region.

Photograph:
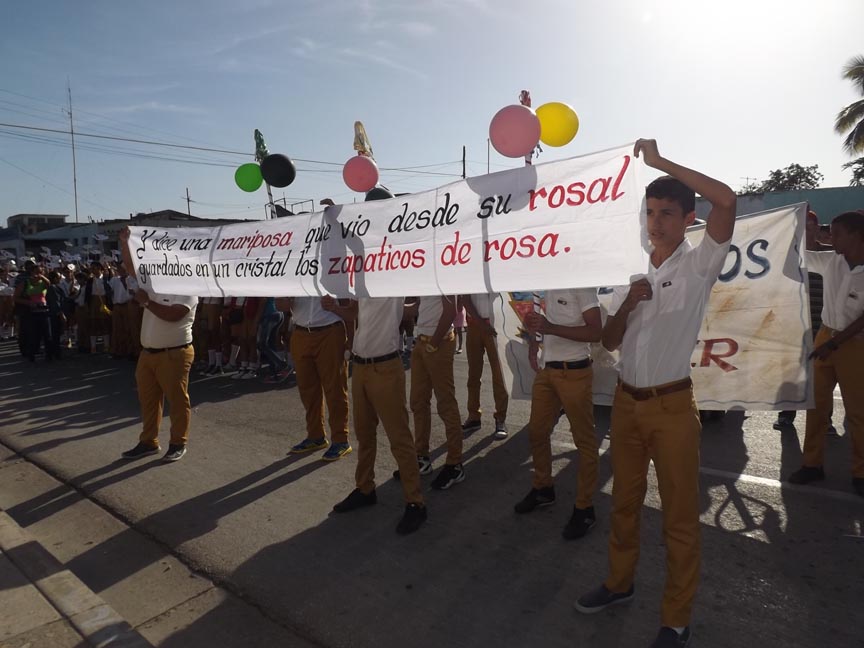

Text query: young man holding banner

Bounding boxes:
[461,293,509,439]
[117,227,198,463]
[515,288,602,539]
[407,294,464,490]
[575,139,736,648]
[287,296,352,461]
[326,294,427,535]
[789,210,864,497]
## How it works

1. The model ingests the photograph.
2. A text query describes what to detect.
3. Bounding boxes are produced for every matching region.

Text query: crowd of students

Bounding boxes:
[3,138,862,648]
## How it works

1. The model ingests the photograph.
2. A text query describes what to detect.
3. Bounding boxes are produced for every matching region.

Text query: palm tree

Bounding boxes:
[842,157,864,187]
[835,55,864,155]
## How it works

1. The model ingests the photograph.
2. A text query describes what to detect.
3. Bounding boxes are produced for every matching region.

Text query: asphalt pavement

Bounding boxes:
[0,340,861,648]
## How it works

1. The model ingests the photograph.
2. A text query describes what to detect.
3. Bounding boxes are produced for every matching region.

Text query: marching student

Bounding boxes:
[326,293,427,535]
[109,264,135,359]
[117,227,198,463]
[461,292,510,439]
[788,210,864,497]
[201,297,224,374]
[407,294,464,490]
[85,261,112,353]
[286,295,352,460]
[514,287,602,540]
[574,139,736,648]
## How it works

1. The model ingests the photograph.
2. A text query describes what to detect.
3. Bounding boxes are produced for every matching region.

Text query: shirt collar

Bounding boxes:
[650,237,692,272]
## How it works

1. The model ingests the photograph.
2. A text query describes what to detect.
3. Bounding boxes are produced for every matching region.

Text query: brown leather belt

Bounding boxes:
[546,359,591,370]
[143,343,191,354]
[352,351,400,365]
[619,377,692,401]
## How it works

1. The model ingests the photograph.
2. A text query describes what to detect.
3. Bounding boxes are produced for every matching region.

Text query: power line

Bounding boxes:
[0,120,464,176]
[0,121,251,156]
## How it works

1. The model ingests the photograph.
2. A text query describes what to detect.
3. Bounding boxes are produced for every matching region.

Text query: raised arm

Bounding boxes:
[635,139,737,244]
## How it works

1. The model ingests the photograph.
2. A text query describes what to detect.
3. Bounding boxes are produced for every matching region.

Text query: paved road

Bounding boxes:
[0,341,861,648]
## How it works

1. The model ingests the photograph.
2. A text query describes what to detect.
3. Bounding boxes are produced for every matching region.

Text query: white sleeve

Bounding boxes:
[802,250,832,276]
[577,288,600,313]
[690,234,731,280]
[607,286,631,317]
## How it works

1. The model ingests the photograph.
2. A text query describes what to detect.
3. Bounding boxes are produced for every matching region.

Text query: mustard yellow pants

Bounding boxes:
[803,326,864,477]
[605,383,701,627]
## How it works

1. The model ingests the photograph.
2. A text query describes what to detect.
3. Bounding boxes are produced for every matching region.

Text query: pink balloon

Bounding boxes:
[343,155,380,193]
[489,105,541,158]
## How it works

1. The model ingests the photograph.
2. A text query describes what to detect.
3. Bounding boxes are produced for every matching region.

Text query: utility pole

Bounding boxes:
[67,81,79,224]
[462,145,466,179]
[486,138,490,174]
[185,188,191,216]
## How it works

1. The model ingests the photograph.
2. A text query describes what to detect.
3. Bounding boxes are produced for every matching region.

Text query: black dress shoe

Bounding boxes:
[332,488,377,513]
[787,466,825,485]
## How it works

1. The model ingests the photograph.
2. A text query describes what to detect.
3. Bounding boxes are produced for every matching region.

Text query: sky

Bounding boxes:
[1,0,862,227]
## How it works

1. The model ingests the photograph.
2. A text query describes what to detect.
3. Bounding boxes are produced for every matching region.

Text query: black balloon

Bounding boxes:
[260,154,296,188]
[365,186,394,202]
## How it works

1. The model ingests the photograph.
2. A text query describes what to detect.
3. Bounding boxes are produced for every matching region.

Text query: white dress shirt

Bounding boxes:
[609,235,730,388]
[803,250,864,331]
[353,297,403,358]
[541,288,599,364]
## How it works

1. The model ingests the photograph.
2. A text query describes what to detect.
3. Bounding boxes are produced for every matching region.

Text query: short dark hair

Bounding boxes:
[831,210,864,237]
[48,270,61,282]
[646,175,695,214]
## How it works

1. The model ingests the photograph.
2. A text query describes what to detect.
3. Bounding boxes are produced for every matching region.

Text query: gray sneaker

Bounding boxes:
[492,420,508,439]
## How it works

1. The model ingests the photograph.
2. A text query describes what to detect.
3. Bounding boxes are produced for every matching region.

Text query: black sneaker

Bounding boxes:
[121,443,160,460]
[562,505,596,540]
[650,626,691,648]
[396,503,427,535]
[574,584,634,614]
[333,488,377,513]
[461,419,482,434]
[772,411,796,430]
[853,478,864,498]
[431,463,465,490]
[787,466,825,485]
[162,444,186,462]
[393,455,434,481]
[514,486,556,514]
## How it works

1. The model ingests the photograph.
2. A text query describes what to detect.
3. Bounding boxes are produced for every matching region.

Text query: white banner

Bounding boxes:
[129,144,647,298]
[496,204,814,411]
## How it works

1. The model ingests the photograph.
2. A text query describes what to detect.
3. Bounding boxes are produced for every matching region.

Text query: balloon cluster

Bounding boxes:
[489,100,579,158]
[234,154,297,192]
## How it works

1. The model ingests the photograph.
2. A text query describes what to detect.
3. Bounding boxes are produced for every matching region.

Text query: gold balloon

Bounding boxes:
[536,102,579,147]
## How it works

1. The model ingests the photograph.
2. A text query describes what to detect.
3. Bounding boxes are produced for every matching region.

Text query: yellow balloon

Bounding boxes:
[536,102,579,147]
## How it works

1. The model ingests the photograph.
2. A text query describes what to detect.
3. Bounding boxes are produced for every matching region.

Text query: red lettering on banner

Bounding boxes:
[484,232,562,261]
[698,338,739,372]
[528,155,631,211]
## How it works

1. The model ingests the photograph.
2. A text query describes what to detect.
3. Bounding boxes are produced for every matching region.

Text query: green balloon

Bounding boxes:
[235,163,263,192]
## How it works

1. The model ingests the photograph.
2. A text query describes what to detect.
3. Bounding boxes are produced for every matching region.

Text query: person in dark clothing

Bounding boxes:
[46,271,66,359]
[13,262,52,361]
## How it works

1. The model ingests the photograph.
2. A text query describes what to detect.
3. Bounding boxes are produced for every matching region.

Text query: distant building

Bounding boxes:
[7,214,68,235]
[697,186,864,223]
[97,210,247,247]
